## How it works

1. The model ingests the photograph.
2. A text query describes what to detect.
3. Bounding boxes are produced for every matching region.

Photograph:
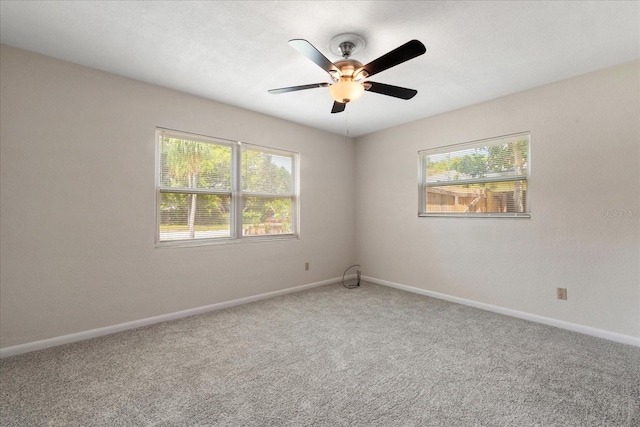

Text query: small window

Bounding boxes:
[419,132,530,218]
[156,129,298,245]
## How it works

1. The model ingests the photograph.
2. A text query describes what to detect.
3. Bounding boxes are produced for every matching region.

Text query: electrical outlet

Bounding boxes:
[557,288,567,300]
[305,262,309,271]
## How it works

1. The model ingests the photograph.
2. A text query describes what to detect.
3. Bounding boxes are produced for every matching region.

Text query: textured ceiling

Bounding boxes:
[1,1,639,137]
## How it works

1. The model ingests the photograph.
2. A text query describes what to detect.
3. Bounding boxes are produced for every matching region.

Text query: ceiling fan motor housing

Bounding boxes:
[334,60,364,79]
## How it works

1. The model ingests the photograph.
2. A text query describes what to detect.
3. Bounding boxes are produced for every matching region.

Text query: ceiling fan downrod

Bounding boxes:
[338,41,356,59]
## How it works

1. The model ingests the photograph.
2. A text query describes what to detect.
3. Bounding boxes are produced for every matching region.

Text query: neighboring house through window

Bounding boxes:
[419,132,530,218]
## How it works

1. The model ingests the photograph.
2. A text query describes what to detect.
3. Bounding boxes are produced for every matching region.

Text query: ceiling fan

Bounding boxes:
[268,34,426,114]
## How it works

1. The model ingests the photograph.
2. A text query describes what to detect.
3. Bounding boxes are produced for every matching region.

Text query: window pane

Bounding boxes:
[425,139,528,184]
[242,148,293,194]
[160,137,232,191]
[242,196,293,236]
[159,192,231,241]
[426,180,527,213]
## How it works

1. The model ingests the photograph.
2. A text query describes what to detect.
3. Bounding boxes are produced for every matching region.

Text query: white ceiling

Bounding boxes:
[1,1,639,137]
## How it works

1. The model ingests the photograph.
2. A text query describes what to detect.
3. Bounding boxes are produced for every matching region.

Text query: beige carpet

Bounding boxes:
[1,282,639,426]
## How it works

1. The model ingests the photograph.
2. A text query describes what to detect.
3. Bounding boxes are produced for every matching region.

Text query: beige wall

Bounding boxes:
[0,44,356,348]
[354,60,640,338]
[1,43,638,350]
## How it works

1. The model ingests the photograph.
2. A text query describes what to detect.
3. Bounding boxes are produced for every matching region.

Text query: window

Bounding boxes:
[156,128,298,245]
[419,132,530,218]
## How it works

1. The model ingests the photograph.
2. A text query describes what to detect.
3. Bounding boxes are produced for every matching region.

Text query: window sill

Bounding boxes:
[155,234,300,249]
[419,213,531,219]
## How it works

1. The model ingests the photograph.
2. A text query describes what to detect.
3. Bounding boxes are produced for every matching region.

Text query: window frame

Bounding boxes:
[155,128,299,247]
[418,132,531,218]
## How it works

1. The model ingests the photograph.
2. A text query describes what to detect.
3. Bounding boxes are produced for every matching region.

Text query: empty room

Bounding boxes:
[1,1,639,425]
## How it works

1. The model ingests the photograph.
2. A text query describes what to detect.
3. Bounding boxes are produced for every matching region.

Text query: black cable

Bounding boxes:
[342,264,361,289]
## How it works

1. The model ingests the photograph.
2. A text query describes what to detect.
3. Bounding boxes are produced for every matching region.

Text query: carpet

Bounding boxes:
[1,282,639,426]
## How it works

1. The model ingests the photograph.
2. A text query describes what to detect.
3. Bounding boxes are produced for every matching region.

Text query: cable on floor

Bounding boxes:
[342,264,361,289]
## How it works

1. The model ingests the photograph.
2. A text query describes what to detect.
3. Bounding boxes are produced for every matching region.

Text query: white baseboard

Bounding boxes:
[0,278,337,359]
[4,276,637,358]
[364,276,640,348]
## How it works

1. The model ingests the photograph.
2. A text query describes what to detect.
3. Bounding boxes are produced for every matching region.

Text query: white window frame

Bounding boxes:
[155,128,299,246]
[418,132,531,218]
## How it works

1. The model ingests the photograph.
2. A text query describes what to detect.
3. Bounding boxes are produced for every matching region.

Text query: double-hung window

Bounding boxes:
[156,128,298,245]
[419,132,530,218]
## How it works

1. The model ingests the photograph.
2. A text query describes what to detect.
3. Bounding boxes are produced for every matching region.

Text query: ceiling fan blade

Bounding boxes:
[364,81,418,100]
[289,39,342,77]
[268,83,329,94]
[331,101,346,114]
[355,40,426,79]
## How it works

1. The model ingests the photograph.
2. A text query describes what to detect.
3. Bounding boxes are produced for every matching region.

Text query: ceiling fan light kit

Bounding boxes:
[269,33,426,114]
[329,80,365,104]
[329,54,366,103]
